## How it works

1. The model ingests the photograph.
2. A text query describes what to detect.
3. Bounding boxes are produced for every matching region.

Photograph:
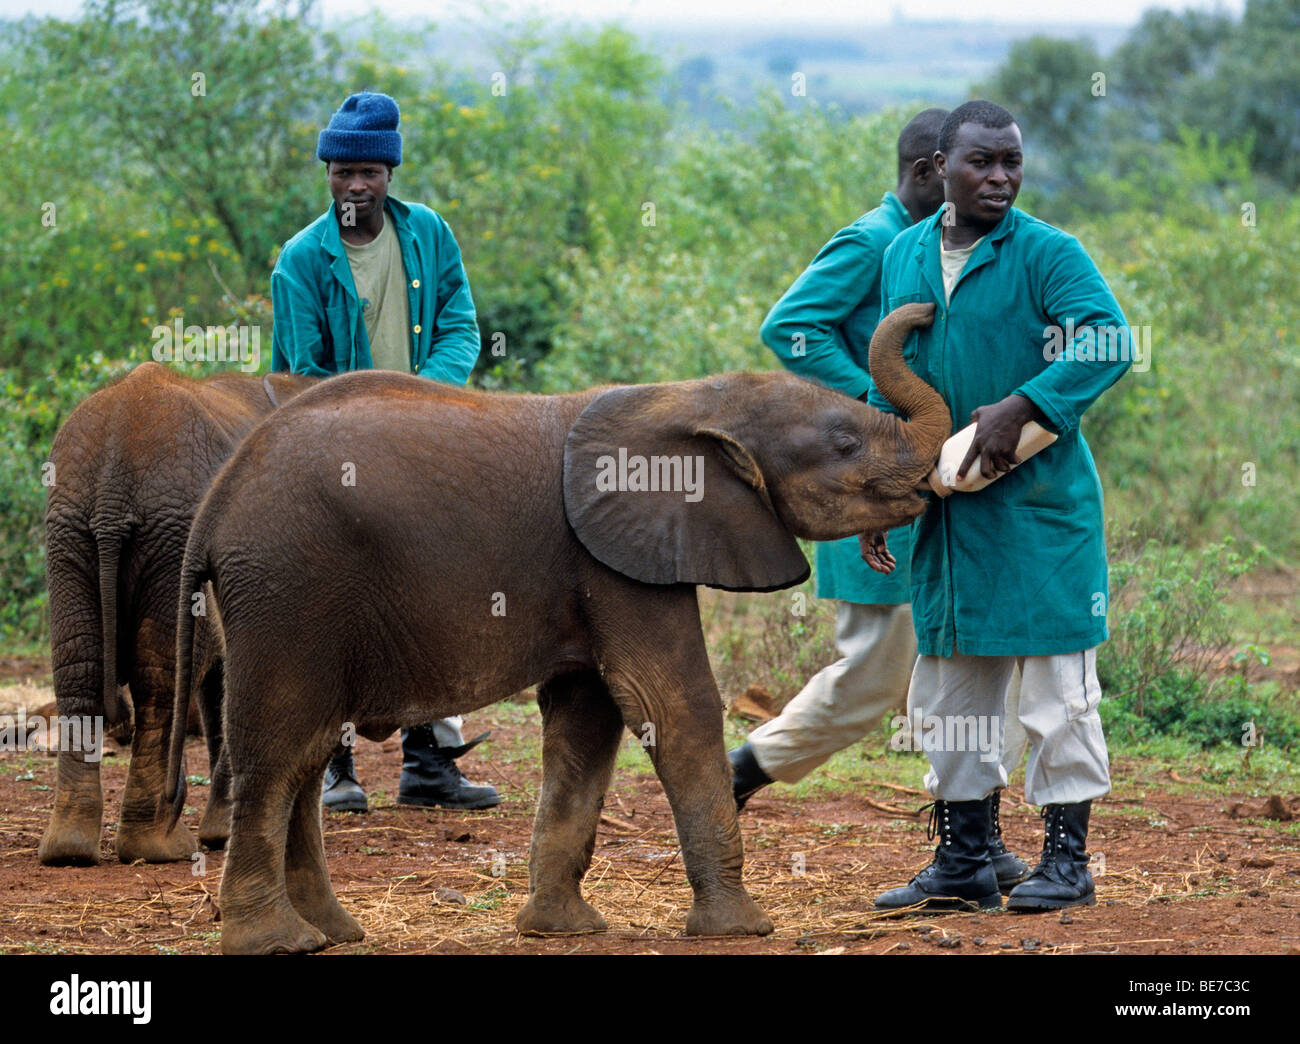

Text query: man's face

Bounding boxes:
[327,160,392,222]
[935,121,1023,227]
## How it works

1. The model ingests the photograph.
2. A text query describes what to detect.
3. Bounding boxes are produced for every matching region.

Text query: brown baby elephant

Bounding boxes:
[40,362,316,866]
[167,303,948,954]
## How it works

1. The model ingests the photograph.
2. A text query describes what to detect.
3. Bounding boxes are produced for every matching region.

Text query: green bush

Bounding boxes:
[1097,535,1298,748]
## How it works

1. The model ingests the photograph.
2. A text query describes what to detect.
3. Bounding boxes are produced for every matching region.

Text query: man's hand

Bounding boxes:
[859,531,896,574]
[956,393,1046,481]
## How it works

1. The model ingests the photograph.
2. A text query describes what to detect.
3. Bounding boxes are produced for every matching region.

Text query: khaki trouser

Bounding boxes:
[748,602,1027,783]
[908,648,1111,805]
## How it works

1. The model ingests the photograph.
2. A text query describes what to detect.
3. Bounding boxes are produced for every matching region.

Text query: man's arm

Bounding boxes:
[1015,234,1132,433]
[415,219,480,386]
[957,235,1131,480]
[270,261,336,377]
[761,228,882,399]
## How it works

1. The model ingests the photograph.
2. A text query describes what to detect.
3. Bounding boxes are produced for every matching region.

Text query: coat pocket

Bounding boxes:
[886,291,922,311]
[324,304,352,368]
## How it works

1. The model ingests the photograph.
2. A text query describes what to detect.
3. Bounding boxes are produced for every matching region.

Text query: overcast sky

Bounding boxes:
[0,0,1248,25]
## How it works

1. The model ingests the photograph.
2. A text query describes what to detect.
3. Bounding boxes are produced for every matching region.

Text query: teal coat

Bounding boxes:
[871,207,1131,657]
[761,192,915,605]
[270,196,480,382]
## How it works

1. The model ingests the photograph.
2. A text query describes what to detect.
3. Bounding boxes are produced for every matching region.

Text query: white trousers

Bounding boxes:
[748,602,1027,783]
[909,648,1111,805]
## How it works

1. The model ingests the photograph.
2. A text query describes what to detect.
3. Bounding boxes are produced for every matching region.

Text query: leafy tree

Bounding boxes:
[29,0,340,276]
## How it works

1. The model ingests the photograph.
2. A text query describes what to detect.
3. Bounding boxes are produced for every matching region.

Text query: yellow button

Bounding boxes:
[413,325,421,334]
[411,279,420,288]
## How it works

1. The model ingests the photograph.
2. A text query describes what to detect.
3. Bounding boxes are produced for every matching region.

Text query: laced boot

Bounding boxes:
[988,789,1030,893]
[322,748,368,813]
[1007,801,1096,911]
[398,726,501,810]
[729,742,774,811]
[875,798,1003,912]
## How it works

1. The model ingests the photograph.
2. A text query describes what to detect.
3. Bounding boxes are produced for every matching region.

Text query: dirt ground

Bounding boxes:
[2,667,1298,957]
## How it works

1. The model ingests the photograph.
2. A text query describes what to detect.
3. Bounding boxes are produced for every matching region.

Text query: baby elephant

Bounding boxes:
[168,303,947,954]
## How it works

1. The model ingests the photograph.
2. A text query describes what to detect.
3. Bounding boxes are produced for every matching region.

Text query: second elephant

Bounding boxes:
[40,363,315,865]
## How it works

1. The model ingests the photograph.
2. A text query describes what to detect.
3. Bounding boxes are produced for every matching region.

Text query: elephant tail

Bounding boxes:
[96,528,126,729]
[164,515,213,822]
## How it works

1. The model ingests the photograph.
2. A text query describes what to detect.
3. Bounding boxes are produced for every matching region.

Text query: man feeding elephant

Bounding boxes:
[867,100,1131,913]
[270,91,501,814]
[728,109,1031,896]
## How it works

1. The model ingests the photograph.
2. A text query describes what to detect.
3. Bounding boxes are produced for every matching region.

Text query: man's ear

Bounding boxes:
[910,155,933,182]
[933,150,947,179]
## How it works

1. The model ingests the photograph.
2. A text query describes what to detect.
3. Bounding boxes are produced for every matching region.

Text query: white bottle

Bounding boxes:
[924,420,1058,497]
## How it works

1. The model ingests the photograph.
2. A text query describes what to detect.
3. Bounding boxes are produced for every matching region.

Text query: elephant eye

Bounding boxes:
[830,429,862,457]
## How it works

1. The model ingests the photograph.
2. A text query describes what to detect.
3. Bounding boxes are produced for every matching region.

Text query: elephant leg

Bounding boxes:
[197,662,232,851]
[283,764,364,945]
[115,625,197,863]
[516,670,623,935]
[40,543,107,866]
[218,733,327,955]
[39,744,104,866]
[597,590,772,936]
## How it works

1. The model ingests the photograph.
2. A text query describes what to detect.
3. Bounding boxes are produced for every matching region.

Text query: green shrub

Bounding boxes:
[1097,534,1298,748]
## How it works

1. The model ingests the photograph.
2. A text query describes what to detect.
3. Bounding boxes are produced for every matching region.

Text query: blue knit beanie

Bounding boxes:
[317,92,402,167]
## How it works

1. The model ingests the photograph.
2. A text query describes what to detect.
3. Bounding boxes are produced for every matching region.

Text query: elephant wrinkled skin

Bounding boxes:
[168,303,947,953]
[39,362,315,866]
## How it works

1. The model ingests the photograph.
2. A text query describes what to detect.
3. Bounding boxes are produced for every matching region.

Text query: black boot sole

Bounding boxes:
[322,797,369,813]
[397,793,502,811]
[875,891,1003,915]
[1007,891,1097,912]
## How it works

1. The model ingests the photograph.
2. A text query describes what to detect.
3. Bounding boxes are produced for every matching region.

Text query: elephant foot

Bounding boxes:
[684,892,773,937]
[220,902,329,956]
[198,798,232,851]
[39,815,103,867]
[116,819,199,864]
[289,894,365,945]
[516,893,608,935]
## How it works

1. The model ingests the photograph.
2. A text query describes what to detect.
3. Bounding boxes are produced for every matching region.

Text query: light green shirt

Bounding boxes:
[342,216,411,372]
[940,235,984,303]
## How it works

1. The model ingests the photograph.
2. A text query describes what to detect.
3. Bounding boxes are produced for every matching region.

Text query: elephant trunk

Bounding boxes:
[867,302,951,471]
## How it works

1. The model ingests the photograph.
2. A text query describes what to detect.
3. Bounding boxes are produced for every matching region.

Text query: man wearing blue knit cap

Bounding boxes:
[271,91,500,814]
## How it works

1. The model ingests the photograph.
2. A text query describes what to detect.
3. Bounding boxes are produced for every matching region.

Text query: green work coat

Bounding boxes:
[871,206,1131,657]
[761,192,915,605]
[270,195,480,382]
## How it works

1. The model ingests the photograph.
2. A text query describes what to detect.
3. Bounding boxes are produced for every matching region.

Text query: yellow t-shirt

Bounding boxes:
[343,216,412,372]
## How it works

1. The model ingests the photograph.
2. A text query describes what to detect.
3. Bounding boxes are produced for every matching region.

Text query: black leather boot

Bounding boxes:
[398,726,501,810]
[1007,801,1096,911]
[989,789,1030,893]
[729,741,774,811]
[322,748,368,813]
[875,798,1003,912]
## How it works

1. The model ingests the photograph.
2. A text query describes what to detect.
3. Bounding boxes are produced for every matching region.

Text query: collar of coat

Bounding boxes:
[318,194,413,259]
[314,194,414,303]
[879,190,910,227]
[911,204,1021,306]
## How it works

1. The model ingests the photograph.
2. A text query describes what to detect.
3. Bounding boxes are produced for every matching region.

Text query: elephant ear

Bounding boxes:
[563,385,810,592]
